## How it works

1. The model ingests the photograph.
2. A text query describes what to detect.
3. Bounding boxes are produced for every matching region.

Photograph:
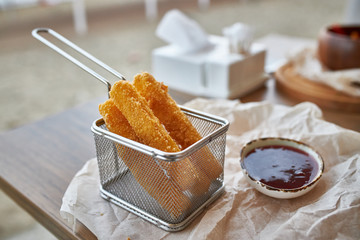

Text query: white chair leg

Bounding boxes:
[145,0,157,20]
[198,0,210,10]
[72,0,87,34]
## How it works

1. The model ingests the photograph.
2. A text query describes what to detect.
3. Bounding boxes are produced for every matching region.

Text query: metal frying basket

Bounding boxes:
[32,28,230,232]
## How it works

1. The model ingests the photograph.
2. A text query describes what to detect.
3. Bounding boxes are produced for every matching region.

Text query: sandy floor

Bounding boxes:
[0,0,347,239]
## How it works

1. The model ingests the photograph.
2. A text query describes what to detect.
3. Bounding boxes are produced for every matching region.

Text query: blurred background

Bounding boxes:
[0,0,353,239]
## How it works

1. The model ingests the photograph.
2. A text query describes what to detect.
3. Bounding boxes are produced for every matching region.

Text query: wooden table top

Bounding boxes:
[0,77,359,239]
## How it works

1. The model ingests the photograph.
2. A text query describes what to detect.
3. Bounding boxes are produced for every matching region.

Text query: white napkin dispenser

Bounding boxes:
[152,35,266,99]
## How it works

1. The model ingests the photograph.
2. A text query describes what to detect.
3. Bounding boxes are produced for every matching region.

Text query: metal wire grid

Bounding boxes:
[93,110,228,230]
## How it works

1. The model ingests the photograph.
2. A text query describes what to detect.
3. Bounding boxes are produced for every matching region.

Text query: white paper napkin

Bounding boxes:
[156,9,211,53]
[223,22,254,54]
[61,98,360,240]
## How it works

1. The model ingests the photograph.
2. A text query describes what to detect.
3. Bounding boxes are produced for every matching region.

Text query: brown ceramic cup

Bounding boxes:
[318,24,360,70]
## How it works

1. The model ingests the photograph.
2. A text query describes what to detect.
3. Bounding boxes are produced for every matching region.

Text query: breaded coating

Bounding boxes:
[133,72,223,181]
[99,98,139,141]
[133,72,199,149]
[109,80,179,152]
[109,80,206,194]
[99,98,191,217]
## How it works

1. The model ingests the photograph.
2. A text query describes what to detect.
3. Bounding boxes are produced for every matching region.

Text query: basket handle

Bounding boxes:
[32,28,126,97]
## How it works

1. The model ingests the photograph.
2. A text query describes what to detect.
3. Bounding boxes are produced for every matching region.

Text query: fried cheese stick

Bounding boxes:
[109,81,206,195]
[133,72,197,149]
[99,98,139,141]
[99,99,191,218]
[133,72,223,181]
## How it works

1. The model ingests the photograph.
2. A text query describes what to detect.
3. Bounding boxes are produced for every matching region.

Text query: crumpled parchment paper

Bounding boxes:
[288,47,360,97]
[60,98,360,240]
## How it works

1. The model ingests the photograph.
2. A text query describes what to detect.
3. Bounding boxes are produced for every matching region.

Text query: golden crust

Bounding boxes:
[133,72,201,149]
[99,98,139,141]
[99,97,191,218]
[98,73,224,216]
[109,80,179,153]
[133,72,223,181]
[109,80,204,194]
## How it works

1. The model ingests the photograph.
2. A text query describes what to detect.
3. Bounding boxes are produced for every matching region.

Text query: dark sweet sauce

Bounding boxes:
[243,145,319,189]
[329,25,360,40]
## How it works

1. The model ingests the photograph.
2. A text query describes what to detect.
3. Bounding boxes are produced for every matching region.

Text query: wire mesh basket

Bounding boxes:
[92,106,229,231]
[32,28,230,232]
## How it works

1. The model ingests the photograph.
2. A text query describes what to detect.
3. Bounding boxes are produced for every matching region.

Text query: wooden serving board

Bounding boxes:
[275,63,360,112]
